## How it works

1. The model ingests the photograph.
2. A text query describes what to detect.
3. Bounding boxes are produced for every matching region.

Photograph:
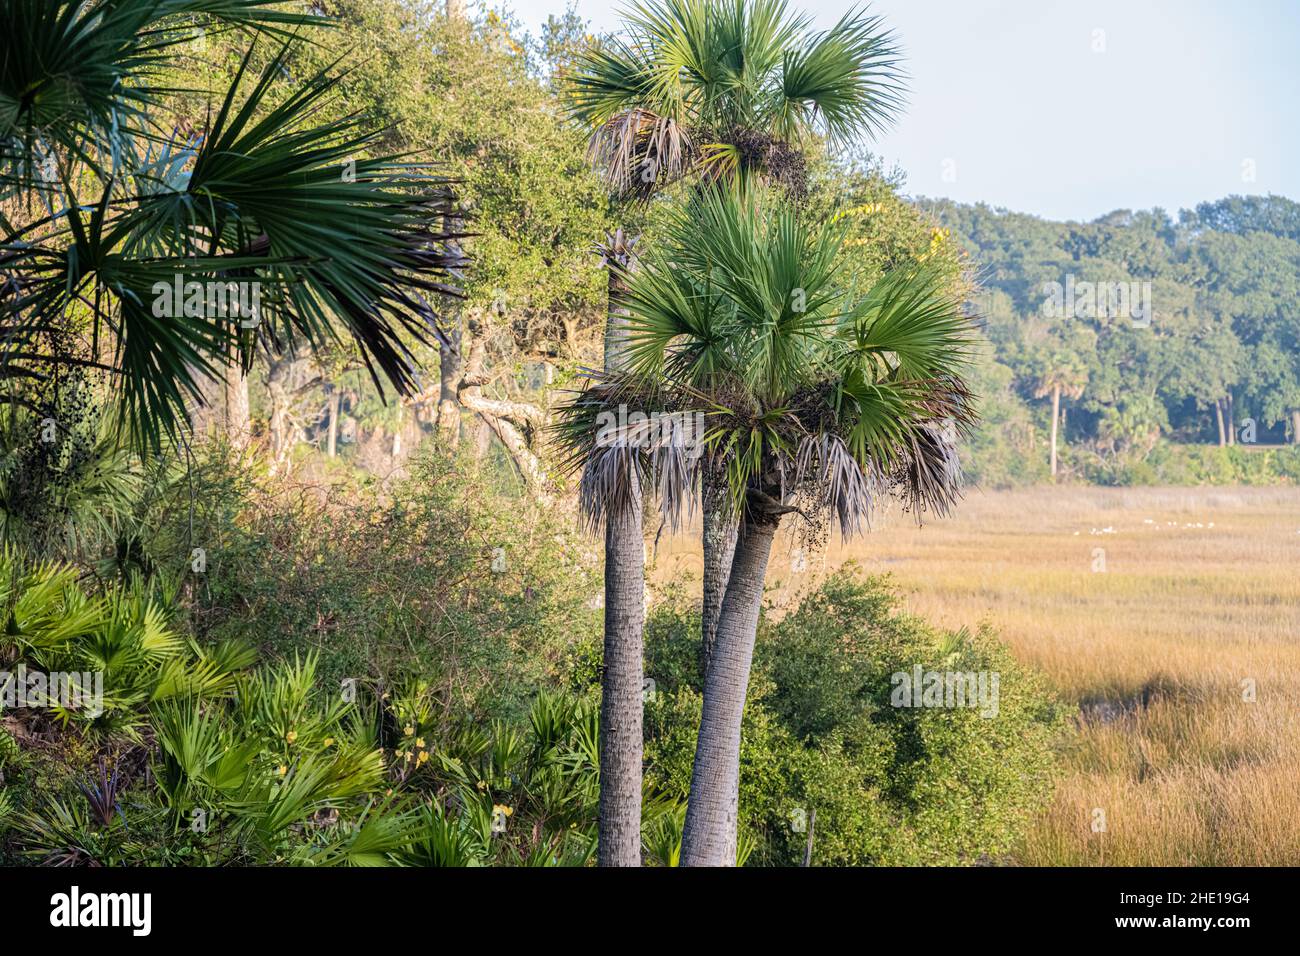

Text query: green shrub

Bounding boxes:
[644,569,1067,865]
[132,448,602,722]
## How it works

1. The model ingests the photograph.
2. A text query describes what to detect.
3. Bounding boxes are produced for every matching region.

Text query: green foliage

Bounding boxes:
[0,370,141,559]
[2,658,618,866]
[1089,442,1300,487]
[126,446,600,722]
[643,569,1067,865]
[1,0,464,449]
[930,195,1300,484]
[0,465,1061,867]
[179,455,598,717]
[0,548,250,738]
[282,0,614,325]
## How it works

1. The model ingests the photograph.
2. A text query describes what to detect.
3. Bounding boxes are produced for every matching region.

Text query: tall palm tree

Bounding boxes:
[1,1,467,449]
[562,1,903,862]
[565,0,906,683]
[593,225,645,866]
[613,187,975,865]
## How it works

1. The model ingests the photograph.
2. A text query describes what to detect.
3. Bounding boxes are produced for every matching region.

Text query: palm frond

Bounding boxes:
[774,6,905,144]
[793,431,880,536]
[2,34,468,450]
[0,0,327,193]
[836,264,975,380]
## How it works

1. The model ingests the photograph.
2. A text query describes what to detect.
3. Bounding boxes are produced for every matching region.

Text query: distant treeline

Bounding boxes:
[922,194,1300,486]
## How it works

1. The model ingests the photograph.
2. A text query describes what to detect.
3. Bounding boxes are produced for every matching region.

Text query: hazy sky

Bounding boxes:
[495,0,1300,222]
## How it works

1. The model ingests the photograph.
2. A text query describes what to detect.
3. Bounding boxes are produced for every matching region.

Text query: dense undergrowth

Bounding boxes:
[0,428,1066,865]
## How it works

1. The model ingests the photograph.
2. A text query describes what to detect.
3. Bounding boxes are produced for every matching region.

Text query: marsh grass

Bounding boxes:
[654,486,1300,865]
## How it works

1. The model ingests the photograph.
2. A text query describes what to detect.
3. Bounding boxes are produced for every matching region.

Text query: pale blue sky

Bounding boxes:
[491,0,1300,222]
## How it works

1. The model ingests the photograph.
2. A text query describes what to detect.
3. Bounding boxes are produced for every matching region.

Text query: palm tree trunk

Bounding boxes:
[598,480,644,866]
[1049,385,1060,480]
[1292,409,1300,445]
[1215,399,1226,447]
[680,516,778,867]
[1226,390,1236,445]
[596,228,643,866]
[700,473,737,679]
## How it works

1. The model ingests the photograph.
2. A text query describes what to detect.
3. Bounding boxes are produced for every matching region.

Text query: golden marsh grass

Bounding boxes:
[653,486,1300,865]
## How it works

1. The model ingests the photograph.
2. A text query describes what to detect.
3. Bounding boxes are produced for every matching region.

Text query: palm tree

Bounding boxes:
[612,187,975,865]
[565,0,906,682]
[593,226,645,866]
[561,2,903,862]
[1,1,467,450]
[1033,357,1087,481]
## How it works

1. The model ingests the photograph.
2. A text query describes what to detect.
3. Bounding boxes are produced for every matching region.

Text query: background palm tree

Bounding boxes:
[0,0,467,450]
[614,187,976,865]
[1033,357,1088,481]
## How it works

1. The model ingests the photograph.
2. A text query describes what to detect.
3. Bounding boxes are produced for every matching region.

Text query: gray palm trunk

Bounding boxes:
[699,473,737,679]
[1049,384,1060,479]
[598,479,644,865]
[597,232,644,866]
[680,515,778,866]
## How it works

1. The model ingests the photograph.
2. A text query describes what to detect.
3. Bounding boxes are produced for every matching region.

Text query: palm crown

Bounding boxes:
[563,0,905,198]
[557,187,975,537]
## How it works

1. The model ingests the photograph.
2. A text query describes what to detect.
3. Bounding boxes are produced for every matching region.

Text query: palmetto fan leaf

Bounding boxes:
[139,44,471,393]
[774,8,904,144]
[0,0,326,198]
[624,187,842,405]
[836,263,975,379]
[1,26,468,449]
